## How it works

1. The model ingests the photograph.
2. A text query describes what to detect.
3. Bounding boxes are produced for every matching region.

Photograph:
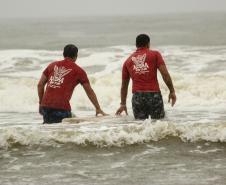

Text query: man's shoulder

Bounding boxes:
[146,50,164,60]
[47,60,62,67]
[148,49,163,56]
[46,60,79,72]
[55,60,77,68]
[70,63,87,76]
[72,63,83,70]
[147,49,159,54]
[124,52,134,63]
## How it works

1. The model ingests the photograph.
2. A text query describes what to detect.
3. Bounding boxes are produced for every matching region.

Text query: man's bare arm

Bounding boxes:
[37,74,48,104]
[82,83,107,116]
[116,79,130,115]
[158,65,176,106]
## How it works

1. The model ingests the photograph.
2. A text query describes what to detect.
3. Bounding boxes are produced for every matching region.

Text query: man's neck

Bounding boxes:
[137,47,149,50]
[64,57,76,62]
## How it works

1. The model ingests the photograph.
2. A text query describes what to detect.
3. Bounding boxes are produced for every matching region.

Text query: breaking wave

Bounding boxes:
[1,119,226,149]
[0,45,226,149]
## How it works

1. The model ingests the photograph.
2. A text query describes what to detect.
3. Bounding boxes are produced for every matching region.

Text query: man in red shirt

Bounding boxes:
[116,34,176,119]
[38,44,107,123]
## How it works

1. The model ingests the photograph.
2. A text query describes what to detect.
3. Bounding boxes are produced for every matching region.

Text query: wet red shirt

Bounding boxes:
[41,58,89,110]
[122,48,165,93]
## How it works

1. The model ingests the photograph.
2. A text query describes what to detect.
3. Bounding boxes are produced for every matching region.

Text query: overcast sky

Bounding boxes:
[1,0,226,18]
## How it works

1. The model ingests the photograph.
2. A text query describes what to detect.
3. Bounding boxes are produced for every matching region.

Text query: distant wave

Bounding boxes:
[0,45,226,113]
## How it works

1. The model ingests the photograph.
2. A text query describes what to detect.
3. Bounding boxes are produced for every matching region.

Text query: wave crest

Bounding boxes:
[1,120,226,149]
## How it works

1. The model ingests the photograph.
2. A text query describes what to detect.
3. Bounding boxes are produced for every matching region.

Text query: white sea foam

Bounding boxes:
[0,46,226,113]
[0,45,226,148]
[0,119,226,148]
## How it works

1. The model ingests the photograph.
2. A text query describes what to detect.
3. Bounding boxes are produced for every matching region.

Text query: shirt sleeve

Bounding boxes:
[122,62,130,80]
[43,66,50,77]
[78,68,90,84]
[156,51,165,68]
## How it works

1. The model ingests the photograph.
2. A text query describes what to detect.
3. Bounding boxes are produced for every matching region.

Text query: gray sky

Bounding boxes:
[1,0,226,18]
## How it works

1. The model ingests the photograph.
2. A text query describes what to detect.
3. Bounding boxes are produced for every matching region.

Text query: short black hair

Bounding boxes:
[63,44,78,58]
[136,34,150,48]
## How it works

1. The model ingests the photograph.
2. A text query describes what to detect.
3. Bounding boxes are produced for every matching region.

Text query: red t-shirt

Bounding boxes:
[122,48,165,93]
[41,58,89,110]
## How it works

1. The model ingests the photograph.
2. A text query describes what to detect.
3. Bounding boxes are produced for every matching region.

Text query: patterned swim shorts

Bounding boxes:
[132,92,165,120]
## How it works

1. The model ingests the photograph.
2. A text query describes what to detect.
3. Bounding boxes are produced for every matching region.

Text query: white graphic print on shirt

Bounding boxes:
[132,54,149,74]
[49,65,72,88]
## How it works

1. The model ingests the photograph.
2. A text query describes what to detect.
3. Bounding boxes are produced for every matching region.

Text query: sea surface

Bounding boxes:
[0,13,226,185]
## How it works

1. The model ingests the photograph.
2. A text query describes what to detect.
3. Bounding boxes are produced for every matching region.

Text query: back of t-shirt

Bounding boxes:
[122,48,165,93]
[41,58,89,110]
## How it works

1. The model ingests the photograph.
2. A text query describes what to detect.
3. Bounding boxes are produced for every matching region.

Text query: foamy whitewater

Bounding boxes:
[0,45,226,148]
[1,14,226,185]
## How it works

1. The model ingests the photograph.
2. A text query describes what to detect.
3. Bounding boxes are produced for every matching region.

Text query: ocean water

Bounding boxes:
[0,13,226,185]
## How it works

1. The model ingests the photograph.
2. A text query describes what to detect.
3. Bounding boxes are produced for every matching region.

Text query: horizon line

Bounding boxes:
[0,11,225,20]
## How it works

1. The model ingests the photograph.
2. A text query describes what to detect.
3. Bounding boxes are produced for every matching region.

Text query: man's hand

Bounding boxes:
[116,79,130,116]
[115,105,128,115]
[96,108,108,116]
[168,91,176,107]
[159,65,176,107]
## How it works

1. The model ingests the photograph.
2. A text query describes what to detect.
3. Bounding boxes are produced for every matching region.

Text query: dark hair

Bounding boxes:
[63,44,78,58]
[136,34,150,48]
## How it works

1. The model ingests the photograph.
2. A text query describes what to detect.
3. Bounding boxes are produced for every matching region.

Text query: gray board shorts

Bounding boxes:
[132,92,165,120]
